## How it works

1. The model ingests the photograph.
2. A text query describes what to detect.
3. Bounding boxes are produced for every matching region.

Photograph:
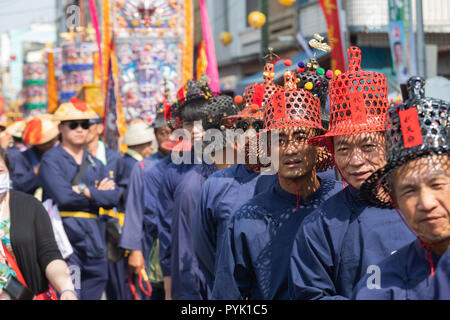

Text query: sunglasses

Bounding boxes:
[64,121,91,130]
[236,119,264,131]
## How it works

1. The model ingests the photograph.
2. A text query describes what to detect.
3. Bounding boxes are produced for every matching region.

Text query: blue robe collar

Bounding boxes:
[273,176,332,208]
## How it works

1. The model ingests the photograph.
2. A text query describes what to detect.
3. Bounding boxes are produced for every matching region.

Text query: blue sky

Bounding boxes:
[0,0,56,34]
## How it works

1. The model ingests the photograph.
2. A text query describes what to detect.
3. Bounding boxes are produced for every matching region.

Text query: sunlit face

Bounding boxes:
[59,120,91,146]
[333,132,386,189]
[392,155,450,244]
[86,123,104,144]
[276,127,319,180]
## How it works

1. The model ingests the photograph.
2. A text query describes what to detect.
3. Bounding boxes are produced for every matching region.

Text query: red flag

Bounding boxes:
[399,107,423,148]
[318,0,346,72]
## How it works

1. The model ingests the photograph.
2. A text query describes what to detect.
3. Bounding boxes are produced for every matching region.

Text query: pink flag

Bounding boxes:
[199,0,220,93]
[89,0,103,88]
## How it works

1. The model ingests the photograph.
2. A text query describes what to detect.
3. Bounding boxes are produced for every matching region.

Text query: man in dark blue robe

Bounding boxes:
[212,71,340,300]
[353,77,449,300]
[289,47,415,300]
[39,101,120,300]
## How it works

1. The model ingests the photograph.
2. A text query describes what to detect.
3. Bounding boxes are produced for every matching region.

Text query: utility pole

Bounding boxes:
[261,0,269,57]
[416,0,426,77]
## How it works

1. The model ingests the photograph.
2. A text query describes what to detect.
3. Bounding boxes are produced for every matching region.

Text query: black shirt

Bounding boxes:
[9,190,63,294]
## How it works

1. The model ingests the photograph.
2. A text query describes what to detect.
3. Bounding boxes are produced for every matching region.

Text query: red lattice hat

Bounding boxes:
[225,54,281,122]
[309,46,389,147]
[261,69,333,172]
[226,83,265,121]
[265,69,325,132]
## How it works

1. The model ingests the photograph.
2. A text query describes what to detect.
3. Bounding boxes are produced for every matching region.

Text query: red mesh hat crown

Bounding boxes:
[226,83,266,121]
[258,70,333,172]
[265,70,324,132]
[309,46,389,147]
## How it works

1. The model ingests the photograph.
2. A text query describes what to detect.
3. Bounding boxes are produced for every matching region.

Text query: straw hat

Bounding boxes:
[23,114,60,145]
[6,118,26,138]
[122,121,156,147]
[53,98,98,121]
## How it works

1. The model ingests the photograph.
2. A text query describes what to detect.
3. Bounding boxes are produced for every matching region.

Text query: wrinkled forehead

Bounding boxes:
[278,126,317,138]
[392,154,450,184]
[333,131,385,147]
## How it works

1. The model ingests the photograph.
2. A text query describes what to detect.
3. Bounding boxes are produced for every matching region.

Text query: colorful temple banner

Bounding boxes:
[110,0,190,126]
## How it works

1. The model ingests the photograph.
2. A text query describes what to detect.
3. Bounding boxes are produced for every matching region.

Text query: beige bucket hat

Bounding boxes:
[122,121,156,147]
[6,118,26,138]
[53,98,98,121]
[23,114,60,145]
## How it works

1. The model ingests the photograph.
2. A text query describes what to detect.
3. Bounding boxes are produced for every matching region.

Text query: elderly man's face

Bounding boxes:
[392,154,450,245]
[333,132,386,189]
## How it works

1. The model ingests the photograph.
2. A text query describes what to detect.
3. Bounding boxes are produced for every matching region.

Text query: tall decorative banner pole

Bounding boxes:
[318,0,346,71]
[88,0,103,88]
[199,0,220,93]
[183,0,194,86]
[47,51,58,114]
[102,0,112,98]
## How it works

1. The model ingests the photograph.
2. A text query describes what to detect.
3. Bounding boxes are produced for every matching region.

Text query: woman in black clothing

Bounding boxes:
[0,147,77,300]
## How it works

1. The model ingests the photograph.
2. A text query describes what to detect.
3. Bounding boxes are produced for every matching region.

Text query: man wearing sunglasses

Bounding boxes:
[39,99,121,300]
[192,87,277,298]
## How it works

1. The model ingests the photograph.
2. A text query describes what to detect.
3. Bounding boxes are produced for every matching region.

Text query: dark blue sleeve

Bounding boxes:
[192,180,216,283]
[428,251,450,299]
[289,210,348,300]
[89,163,121,208]
[114,155,129,206]
[156,171,175,277]
[38,155,94,208]
[9,151,39,194]
[170,179,204,300]
[142,163,172,275]
[120,161,145,251]
[212,215,249,300]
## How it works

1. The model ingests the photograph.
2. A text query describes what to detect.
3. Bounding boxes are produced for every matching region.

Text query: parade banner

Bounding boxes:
[104,54,120,151]
[318,0,346,72]
[111,0,189,126]
[199,0,220,93]
[102,0,112,97]
[388,0,416,85]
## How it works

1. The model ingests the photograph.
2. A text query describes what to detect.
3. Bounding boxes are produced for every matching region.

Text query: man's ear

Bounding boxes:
[97,123,104,136]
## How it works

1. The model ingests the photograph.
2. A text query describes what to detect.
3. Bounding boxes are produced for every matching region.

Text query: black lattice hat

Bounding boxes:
[359,76,450,208]
[202,95,239,132]
[295,58,333,127]
[176,77,213,110]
